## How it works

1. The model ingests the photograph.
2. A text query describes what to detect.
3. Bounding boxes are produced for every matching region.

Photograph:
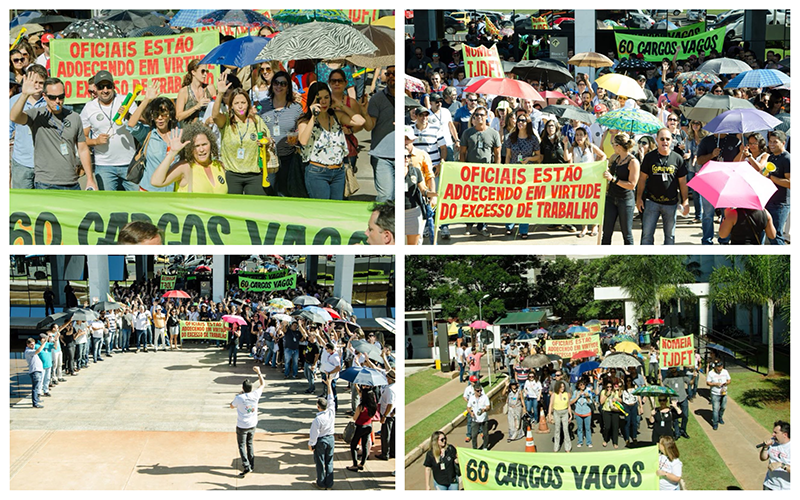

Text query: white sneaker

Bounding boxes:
[577,443,582,448]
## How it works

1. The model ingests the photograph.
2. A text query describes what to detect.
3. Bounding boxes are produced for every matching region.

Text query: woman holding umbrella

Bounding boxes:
[735,132,770,172]
[504,109,542,239]
[347,384,378,472]
[227,321,241,367]
[505,380,526,442]
[650,395,682,444]
[601,133,640,245]
[176,60,217,125]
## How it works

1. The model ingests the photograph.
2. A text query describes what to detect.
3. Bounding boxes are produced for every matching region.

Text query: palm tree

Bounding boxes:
[709,255,790,376]
[612,256,697,323]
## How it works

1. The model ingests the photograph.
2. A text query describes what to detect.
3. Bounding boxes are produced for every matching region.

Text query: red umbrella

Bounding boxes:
[465,77,543,102]
[195,265,211,272]
[540,90,576,105]
[162,290,190,299]
[645,319,665,325]
[323,307,341,319]
[571,350,597,360]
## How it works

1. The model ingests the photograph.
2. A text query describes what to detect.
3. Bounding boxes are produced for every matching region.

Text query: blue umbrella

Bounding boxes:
[170,9,217,28]
[566,325,590,335]
[703,108,783,135]
[339,366,389,386]
[724,69,790,89]
[302,305,333,322]
[516,331,534,340]
[10,11,41,28]
[706,343,735,358]
[533,328,548,335]
[576,360,600,376]
[198,35,271,67]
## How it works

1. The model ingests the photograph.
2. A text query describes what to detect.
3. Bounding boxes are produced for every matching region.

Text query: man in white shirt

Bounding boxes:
[376,371,396,460]
[706,362,731,430]
[319,343,341,410]
[133,305,151,352]
[309,375,336,489]
[468,384,491,449]
[428,92,457,162]
[80,70,139,191]
[456,344,466,382]
[230,366,264,477]
[25,337,46,408]
[760,420,791,490]
[90,317,105,363]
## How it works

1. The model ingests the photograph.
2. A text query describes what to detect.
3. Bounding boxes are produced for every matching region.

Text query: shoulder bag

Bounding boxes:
[126,130,154,184]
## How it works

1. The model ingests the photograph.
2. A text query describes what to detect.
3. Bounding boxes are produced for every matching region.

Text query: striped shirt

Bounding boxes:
[413,123,446,166]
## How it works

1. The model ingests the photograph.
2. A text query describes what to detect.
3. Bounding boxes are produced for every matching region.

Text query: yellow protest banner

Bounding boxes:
[546,334,601,359]
[462,45,505,78]
[435,161,608,226]
[160,275,177,290]
[179,321,228,341]
[659,335,695,367]
[458,446,659,490]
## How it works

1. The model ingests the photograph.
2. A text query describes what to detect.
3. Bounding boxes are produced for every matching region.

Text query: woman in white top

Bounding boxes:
[566,127,607,238]
[735,132,770,172]
[657,435,683,490]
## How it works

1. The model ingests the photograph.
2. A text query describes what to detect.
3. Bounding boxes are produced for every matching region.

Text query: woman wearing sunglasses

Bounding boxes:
[175,60,217,125]
[328,68,366,179]
[424,431,460,490]
[504,109,541,239]
[259,71,303,196]
[10,48,29,84]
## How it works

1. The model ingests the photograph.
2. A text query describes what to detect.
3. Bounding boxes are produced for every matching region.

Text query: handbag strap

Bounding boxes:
[141,129,154,157]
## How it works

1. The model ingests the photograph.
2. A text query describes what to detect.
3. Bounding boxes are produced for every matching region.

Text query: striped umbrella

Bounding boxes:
[169,9,217,28]
[724,69,791,89]
[256,22,377,61]
[597,108,664,135]
[273,9,351,25]
[568,51,613,68]
[674,71,720,86]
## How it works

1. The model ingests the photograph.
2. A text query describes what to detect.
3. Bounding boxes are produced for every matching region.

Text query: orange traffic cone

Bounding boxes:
[525,426,537,452]
[537,409,550,434]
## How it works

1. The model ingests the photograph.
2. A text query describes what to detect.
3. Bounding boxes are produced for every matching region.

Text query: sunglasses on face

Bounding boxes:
[473,114,486,118]
[385,71,395,76]
[468,98,478,102]
[45,94,65,101]
[96,83,113,90]
[273,80,288,87]
[668,118,678,122]
[12,58,25,63]
[329,78,345,84]
[198,69,208,75]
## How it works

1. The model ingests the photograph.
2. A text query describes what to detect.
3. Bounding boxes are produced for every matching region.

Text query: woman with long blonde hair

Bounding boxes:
[423,431,460,490]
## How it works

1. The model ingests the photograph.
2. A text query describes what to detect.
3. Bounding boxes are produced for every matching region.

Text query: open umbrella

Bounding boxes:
[127,26,177,37]
[566,325,590,335]
[538,90,573,105]
[27,14,77,30]
[521,353,551,369]
[292,308,328,324]
[62,19,126,39]
[571,350,598,360]
[322,307,341,320]
[674,71,720,87]
[576,360,600,375]
[269,298,293,308]
[256,22,377,62]
[546,354,562,361]
[706,343,735,357]
[169,9,217,28]
[195,265,211,272]
[197,10,276,29]
[680,94,755,123]
[375,317,396,334]
[470,320,491,329]
[703,109,783,135]
[633,385,678,398]
[339,366,388,386]
[273,9,351,25]
[332,319,361,330]
[569,51,613,68]
[687,161,777,210]
[91,301,122,311]
[465,78,543,101]
[532,328,548,335]
[272,313,293,323]
[645,319,665,325]
[36,312,71,330]
[660,326,687,339]
[725,69,791,89]
[10,24,44,45]
[615,58,655,74]
[302,306,333,323]
[351,339,383,363]
[292,295,320,306]
[99,10,166,31]
[595,73,646,100]
[541,104,596,124]
[697,57,752,75]
[346,25,395,68]
[611,334,636,344]
[65,308,98,322]
[614,341,640,354]
[10,11,42,28]
[222,314,246,325]
[163,290,191,299]
[599,352,642,369]
[511,59,574,84]
[324,297,353,316]
[199,36,271,67]
[597,108,664,135]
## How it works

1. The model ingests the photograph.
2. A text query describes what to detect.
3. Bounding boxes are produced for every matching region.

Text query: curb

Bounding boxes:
[404,375,508,468]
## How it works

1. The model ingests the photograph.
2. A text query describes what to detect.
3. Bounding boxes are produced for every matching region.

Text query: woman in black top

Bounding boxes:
[539,120,570,164]
[718,208,776,244]
[601,133,640,245]
[650,396,682,445]
[424,431,460,490]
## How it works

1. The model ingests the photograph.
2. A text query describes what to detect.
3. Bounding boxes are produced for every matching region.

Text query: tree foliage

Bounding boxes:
[611,255,697,319]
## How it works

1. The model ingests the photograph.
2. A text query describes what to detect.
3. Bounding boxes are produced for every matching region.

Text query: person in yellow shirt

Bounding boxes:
[151,123,228,194]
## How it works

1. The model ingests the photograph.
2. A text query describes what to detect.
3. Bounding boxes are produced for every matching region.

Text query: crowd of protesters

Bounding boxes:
[404,16,790,245]
[9,15,394,204]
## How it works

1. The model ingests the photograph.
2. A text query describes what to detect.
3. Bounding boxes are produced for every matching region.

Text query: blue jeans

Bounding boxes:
[602,194,635,245]
[104,333,113,355]
[11,159,35,189]
[264,341,276,367]
[445,145,455,162]
[135,329,147,350]
[30,371,43,407]
[92,337,103,361]
[371,156,395,202]
[766,203,789,245]
[77,342,88,367]
[284,348,299,377]
[466,413,473,438]
[147,325,153,345]
[228,343,238,365]
[95,165,139,191]
[458,362,466,382]
[686,171,703,219]
[313,434,335,488]
[236,426,256,471]
[641,199,678,245]
[711,393,727,427]
[700,194,716,245]
[120,328,130,351]
[305,164,345,200]
[505,223,530,235]
[434,480,459,490]
[673,399,689,436]
[34,181,80,190]
[304,363,316,392]
[576,414,592,445]
[525,397,539,422]
[623,404,638,441]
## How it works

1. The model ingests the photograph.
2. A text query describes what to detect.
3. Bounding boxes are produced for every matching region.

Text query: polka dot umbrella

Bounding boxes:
[62,18,126,39]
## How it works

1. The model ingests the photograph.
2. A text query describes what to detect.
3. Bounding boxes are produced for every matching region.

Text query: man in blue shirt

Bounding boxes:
[9,64,47,189]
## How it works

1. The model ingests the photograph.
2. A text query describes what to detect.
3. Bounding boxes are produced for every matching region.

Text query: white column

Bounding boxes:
[574,10,597,80]
[212,255,225,303]
[624,300,638,327]
[87,255,109,305]
[698,297,712,334]
[333,255,355,302]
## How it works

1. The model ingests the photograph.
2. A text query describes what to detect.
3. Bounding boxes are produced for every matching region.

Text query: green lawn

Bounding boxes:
[405,374,505,452]
[406,368,452,405]
[725,370,790,433]
[681,411,742,489]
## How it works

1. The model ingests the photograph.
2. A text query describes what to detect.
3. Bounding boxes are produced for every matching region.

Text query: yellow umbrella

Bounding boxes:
[595,73,646,101]
[447,322,459,336]
[615,341,640,354]
[373,15,395,28]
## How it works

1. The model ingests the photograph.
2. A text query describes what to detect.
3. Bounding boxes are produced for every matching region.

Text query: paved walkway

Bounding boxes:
[10,345,394,489]
[405,372,465,430]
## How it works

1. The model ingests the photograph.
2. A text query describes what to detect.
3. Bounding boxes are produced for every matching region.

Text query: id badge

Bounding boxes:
[660,420,665,427]
[60,142,69,156]
[440,462,446,471]
[273,124,281,136]
[237,147,246,160]
[661,173,669,181]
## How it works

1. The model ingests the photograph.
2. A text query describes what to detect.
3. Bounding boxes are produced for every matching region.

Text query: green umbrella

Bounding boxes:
[632,385,678,398]
[272,9,351,25]
[597,108,664,135]
[611,334,636,344]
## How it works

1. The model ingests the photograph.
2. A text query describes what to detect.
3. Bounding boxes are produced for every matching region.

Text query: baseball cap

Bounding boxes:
[594,103,607,113]
[469,375,478,383]
[414,105,430,115]
[496,100,511,110]
[93,70,114,85]
[41,33,54,45]
[403,125,416,140]
[429,92,443,102]
[636,74,647,81]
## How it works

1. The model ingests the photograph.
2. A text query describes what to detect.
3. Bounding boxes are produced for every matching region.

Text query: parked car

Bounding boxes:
[444,15,465,34]
[627,10,655,29]
[724,10,790,42]
[686,10,713,22]
[447,11,471,26]
[649,10,683,19]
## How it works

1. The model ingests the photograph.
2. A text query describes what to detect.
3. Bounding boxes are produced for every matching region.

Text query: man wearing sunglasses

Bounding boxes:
[80,70,139,191]
[10,64,47,189]
[11,75,97,191]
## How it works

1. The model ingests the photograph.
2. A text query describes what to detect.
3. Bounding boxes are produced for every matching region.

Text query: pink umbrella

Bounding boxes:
[470,320,491,329]
[162,290,190,299]
[539,90,576,105]
[222,314,247,325]
[405,75,425,93]
[687,161,777,210]
[465,77,543,102]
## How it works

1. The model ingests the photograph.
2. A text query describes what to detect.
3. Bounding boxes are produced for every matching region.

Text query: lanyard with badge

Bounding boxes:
[98,101,117,135]
[49,112,70,157]
[237,120,251,160]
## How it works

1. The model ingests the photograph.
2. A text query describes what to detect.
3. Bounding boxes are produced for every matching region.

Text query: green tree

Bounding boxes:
[709,255,790,376]
[611,256,697,324]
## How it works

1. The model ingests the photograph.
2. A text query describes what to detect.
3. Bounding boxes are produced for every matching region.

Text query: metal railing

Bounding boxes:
[698,324,762,374]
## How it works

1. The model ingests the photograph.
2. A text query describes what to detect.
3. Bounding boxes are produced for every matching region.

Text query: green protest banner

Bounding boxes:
[238,269,292,279]
[463,44,505,78]
[435,161,608,226]
[659,335,695,367]
[49,32,219,103]
[545,334,602,359]
[160,275,177,290]
[9,190,370,246]
[457,446,659,490]
[621,21,707,39]
[615,26,725,62]
[238,274,297,292]
[179,320,228,340]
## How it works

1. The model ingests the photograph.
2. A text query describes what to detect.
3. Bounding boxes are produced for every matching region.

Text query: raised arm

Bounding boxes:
[150,128,190,188]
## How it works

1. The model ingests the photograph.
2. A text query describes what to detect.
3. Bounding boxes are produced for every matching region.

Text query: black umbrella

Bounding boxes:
[660,326,686,339]
[615,57,655,75]
[324,297,353,316]
[91,301,122,311]
[27,14,77,30]
[541,104,596,124]
[62,19,126,39]
[64,307,98,322]
[511,59,574,85]
[706,343,735,358]
[291,308,328,324]
[100,10,165,31]
[36,312,71,330]
[405,95,420,107]
[127,25,176,37]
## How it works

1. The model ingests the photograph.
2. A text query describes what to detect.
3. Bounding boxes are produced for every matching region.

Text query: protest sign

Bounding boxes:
[178,320,228,341]
[49,32,219,104]
[238,274,297,292]
[463,45,505,78]
[546,334,602,359]
[238,269,291,280]
[348,9,381,24]
[618,21,706,39]
[160,275,177,290]
[457,446,659,490]
[615,26,725,61]
[659,335,695,368]
[9,190,370,246]
[435,161,608,226]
